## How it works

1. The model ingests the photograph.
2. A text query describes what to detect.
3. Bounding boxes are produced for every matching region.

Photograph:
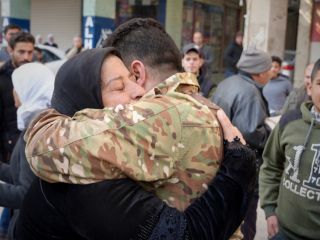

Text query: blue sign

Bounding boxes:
[82,16,115,49]
[2,17,30,32]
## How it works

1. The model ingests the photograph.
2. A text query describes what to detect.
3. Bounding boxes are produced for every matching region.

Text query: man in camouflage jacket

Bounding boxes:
[23,18,249,239]
[25,72,223,211]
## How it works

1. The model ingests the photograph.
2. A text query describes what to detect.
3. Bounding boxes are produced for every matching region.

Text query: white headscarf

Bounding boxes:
[12,62,55,130]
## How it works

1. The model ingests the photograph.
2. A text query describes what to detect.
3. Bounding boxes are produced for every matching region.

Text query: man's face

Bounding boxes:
[235,35,243,45]
[101,55,146,107]
[73,37,82,48]
[270,61,281,79]
[11,42,34,68]
[34,49,43,62]
[193,32,203,46]
[253,68,272,85]
[182,51,203,74]
[5,28,20,42]
[308,70,320,112]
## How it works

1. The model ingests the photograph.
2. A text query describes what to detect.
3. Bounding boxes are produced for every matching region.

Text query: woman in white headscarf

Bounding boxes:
[0,62,54,240]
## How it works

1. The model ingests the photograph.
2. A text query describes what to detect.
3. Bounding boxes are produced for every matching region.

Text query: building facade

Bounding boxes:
[0,0,243,72]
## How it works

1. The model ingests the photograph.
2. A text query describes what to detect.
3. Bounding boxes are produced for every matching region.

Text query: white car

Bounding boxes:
[45,59,67,75]
[36,44,66,63]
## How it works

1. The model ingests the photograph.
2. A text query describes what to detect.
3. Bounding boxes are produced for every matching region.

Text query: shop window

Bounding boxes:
[116,0,162,26]
[182,0,223,72]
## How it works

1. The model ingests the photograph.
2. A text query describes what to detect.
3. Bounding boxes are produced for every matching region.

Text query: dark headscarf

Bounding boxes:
[51,47,121,116]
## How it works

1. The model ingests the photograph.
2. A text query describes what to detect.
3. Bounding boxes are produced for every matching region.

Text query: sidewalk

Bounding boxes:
[255,201,268,240]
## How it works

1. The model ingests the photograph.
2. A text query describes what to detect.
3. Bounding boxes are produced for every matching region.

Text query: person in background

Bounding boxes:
[181,45,215,97]
[35,34,43,45]
[65,35,86,59]
[263,56,293,116]
[44,33,58,48]
[212,47,272,240]
[259,58,320,240]
[0,32,35,163]
[0,31,34,239]
[282,63,314,114]
[183,31,213,79]
[224,31,243,78]
[0,24,22,66]
[33,47,43,63]
[0,62,54,240]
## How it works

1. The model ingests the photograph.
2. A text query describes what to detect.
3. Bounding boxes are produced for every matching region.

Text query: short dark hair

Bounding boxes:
[311,58,320,82]
[103,18,183,72]
[271,56,282,66]
[3,24,21,34]
[9,32,35,49]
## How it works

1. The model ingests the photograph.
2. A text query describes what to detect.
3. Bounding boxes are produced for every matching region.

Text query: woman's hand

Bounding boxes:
[217,109,246,145]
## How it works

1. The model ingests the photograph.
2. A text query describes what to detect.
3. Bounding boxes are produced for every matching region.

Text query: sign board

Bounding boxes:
[83,16,115,49]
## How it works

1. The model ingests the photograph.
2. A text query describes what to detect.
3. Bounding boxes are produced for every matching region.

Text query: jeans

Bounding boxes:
[0,208,10,236]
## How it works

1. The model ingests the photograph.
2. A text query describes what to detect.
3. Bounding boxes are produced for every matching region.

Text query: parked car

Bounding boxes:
[36,44,66,63]
[45,59,67,75]
[281,50,295,82]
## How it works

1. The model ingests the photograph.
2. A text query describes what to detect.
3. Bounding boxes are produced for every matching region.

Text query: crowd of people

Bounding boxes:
[0,17,318,240]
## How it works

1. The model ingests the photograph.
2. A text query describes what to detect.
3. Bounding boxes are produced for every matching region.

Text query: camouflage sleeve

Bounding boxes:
[25,97,182,184]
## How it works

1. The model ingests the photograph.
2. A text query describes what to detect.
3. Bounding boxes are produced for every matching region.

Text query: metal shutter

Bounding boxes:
[30,0,82,51]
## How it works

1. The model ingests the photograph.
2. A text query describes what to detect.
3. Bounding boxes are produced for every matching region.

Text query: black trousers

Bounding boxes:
[15,177,163,240]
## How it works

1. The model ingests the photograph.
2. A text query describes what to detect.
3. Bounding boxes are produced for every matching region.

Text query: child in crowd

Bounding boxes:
[181,46,216,97]
[259,58,320,240]
[263,56,292,116]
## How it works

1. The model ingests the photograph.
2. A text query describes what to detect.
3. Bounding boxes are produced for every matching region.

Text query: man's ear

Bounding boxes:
[130,60,146,87]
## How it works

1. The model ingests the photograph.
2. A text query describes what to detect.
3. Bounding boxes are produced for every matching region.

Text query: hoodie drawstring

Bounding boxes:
[296,118,315,171]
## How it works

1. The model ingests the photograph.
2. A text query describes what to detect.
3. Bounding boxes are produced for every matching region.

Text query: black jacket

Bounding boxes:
[0,130,35,239]
[224,41,243,73]
[0,60,20,162]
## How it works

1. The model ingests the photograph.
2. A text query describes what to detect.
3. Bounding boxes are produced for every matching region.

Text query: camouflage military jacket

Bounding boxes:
[25,73,223,210]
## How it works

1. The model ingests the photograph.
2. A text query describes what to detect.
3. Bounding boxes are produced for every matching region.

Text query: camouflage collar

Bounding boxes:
[142,72,200,99]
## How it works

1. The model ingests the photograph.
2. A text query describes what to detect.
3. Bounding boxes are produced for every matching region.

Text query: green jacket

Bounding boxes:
[260,102,320,240]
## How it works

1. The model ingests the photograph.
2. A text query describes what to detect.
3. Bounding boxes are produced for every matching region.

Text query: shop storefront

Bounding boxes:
[182,0,243,71]
[115,0,166,26]
[0,0,243,72]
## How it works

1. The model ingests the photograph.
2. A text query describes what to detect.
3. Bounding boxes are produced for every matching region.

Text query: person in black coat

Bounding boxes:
[224,31,243,78]
[0,32,35,163]
[0,62,54,239]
